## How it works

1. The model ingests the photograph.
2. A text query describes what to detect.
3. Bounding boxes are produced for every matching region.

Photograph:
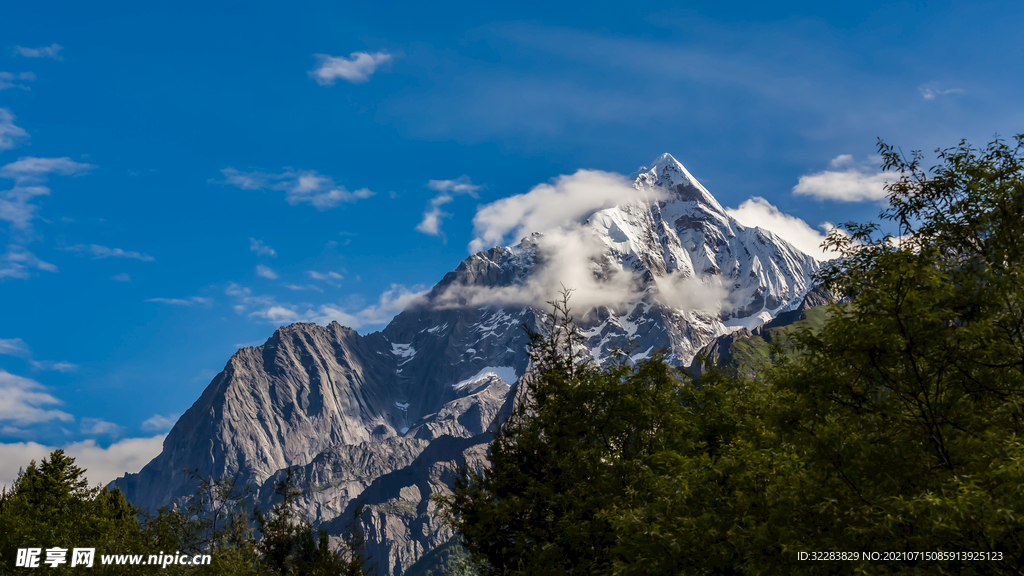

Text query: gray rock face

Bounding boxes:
[114,154,824,576]
[114,322,401,510]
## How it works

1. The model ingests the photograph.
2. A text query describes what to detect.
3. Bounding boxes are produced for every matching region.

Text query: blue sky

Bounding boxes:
[2,0,1022,486]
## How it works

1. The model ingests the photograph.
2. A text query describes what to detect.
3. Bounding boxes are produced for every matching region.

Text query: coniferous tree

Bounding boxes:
[439,289,692,576]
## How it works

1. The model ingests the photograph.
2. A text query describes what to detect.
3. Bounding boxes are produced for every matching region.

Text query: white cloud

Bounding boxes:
[29,360,78,373]
[0,338,76,372]
[416,194,454,236]
[141,413,178,432]
[427,175,481,196]
[0,338,30,357]
[309,51,392,85]
[0,157,93,180]
[145,297,212,306]
[256,264,278,279]
[0,156,95,233]
[726,197,837,260]
[81,418,122,437]
[650,273,730,312]
[284,284,323,292]
[13,44,63,60]
[0,72,36,91]
[0,245,58,279]
[469,169,663,253]
[229,282,426,329]
[63,243,154,261]
[0,370,73,426]
[249,237,277,257]
[221,167,374,210]
[0,435,166,489]
[0,108,29,151]
[919,84,964,100]
[111,272,131,282]
[225,283,274,311]
[435,224,731,314]
[792,156,894,202]
[307,270,343,282]
[417,176,481,237]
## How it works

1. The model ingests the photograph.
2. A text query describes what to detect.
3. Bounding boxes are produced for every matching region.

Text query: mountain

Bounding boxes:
[687,285,837,380]
[113,154,822,575]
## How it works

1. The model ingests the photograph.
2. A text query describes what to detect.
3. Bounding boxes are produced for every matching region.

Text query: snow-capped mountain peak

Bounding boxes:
[115,155,825,576]
[634,152,727,215]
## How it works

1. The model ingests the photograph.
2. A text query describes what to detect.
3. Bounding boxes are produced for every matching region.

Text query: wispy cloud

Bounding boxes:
[307,270,343,282]
[227,282,426,329]
[81,417,122,437]
[0,245,58,279]
[416,194,454,236]
[29,360,78,373]
[792,155,895,202]
[255,264,278,279]
[0,72,36,91]
[0,156,95,233]
[141,413,178,432]
[0,338,30,357]
[145,297,212,306]
[62,243,154,261]
[918,83,964,100]
[249,237,277,257]
[221,167,375,210]
[427,176,482,196]
[13,44,63,60]
[111,272,131,282]
[309,51,392,85]
[0,108,29,151]
[0,370,73,426]
[284,284,323,292]
[0,338,77,372]
[417,176,481,237]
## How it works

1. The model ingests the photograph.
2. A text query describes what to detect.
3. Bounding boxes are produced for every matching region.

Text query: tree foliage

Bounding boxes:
[0,451,372,575]
[439,289,693,575]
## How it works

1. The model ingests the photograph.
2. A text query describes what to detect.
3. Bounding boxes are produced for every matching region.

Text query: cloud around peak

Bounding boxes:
[468,169,660,253]
[726,197,837,260]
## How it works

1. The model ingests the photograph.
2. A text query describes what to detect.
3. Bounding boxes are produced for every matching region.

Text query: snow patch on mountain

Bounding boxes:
[453,366,517,389]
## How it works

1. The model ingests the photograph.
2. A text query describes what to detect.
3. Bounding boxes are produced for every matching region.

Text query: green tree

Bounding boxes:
[256,468,370,575]
[0,450,154,575]
[439,289,692,576]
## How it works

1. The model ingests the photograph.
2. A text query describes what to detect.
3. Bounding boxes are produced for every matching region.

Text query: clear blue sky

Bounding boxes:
[1,0,1021,484]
